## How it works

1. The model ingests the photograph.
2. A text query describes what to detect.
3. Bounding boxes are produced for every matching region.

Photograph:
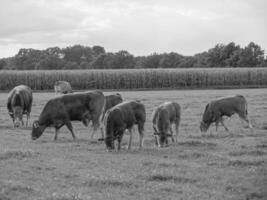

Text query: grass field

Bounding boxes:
[0,89,267,200]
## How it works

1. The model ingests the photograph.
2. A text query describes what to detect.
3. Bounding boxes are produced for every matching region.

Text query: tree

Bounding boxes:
[237,42,265,67]
[0,59,7,69]
[159,52,183,68]
[92,46,105,56]
[14,48,46,70]
[112,50,135,69]
[141,53,162,68]
[62,45,93,65]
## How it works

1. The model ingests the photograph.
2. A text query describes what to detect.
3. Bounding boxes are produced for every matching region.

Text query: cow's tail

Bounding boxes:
[99,96,107,123]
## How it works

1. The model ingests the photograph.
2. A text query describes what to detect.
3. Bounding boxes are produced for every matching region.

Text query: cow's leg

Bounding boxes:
[238,113,253,129]
[128,128,133,150]
[65,120,76,139]
[137,123,144,149]
[54,124,65,140]
[100,124,105,141]
[174,121,179,143]
[91,118,100,139]
[54,128,59,140]
[170,127,175,143]
[215,120,220,131]
[220,118,229,132]
[26,113,30,128]
[117,132,124,151]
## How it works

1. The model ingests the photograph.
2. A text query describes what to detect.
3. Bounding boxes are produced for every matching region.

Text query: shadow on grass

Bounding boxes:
[177,140,217,148]
[147,174,199,184]
[0,183,35,199]
[0,150,39,161]
[256,144,267,149]
[228,160,264,167]
[82,179,138,189]
[229,150,266,157]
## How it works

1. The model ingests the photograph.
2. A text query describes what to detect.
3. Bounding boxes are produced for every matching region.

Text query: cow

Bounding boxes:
[98,93,123,140]
[31,90,105,140]
[7,85,33,128]
[54,81,72,94]
[200,95,253,132]
[152,102,181,147]
[104,100,146,151]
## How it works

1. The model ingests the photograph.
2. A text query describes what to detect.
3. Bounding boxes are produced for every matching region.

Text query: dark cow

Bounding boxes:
[54,81,72,94]
[152,102,181,147]
[104,100,146,151]
[7,85,33,128]
[98,93,123,139]
[32,91,105,140]
[200,95,253,132]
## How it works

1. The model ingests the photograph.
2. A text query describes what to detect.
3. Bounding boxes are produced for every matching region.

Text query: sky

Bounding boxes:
[0,0,266,58]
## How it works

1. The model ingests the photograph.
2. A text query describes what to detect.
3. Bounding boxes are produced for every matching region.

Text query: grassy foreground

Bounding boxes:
[0,89,267,200]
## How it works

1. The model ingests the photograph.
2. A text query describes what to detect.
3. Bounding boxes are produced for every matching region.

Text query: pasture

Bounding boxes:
[0,89,267,200]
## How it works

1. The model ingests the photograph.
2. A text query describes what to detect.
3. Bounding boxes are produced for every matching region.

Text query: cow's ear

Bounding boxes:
[33,121,39,128]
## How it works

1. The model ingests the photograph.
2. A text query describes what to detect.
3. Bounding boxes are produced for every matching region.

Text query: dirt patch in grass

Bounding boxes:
[82,179,138,189]
[178,152,207,159]
[0,184,35,199]
[147,174,199,184]
[256,144,267,149]
[228,160,264,167]
[246,192,265,200]
[229,150,266,157]
[178,140,217,148]
[0,150,40,161]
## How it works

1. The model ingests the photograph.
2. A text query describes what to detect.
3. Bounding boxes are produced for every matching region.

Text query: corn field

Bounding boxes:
[0,68,267,91]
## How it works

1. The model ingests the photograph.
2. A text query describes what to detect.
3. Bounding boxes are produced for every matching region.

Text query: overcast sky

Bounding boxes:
[0,0,266,58]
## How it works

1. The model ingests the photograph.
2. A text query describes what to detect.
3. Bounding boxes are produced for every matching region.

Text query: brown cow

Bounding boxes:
[152,102,181,147]
[200,95,253,132]
[7,85,33,128]
[54,81,72,94]
[104,100,146,151]
[32,91,105,140]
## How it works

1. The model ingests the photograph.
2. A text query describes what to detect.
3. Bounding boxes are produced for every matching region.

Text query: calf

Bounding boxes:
[7,85,33,128]
[104,100,146,151]
[200,95,252,132]
[152,102,181,147]
[54,81,72,94]
[32,91,105,140]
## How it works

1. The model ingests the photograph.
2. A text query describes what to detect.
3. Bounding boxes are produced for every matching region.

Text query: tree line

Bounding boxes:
[0,42,266,70]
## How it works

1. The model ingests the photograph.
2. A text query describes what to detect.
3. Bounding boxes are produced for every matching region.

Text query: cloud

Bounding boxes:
[0,0,266,57]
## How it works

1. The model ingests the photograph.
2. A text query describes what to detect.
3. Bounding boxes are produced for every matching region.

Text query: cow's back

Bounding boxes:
[111,100,146,127]
[38,91,104,125]
[211,95,247,116]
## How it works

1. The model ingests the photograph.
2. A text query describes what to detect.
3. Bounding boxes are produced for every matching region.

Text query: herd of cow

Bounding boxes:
[7,80,253,151]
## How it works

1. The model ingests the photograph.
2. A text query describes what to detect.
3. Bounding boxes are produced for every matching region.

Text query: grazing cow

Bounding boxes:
[54,81,72,94]
[7,85,33,128]
[104,100,146,151]
[98,93,123,139]
[32,91,105,140]
[200,95,253,132]
[152,102,181,147]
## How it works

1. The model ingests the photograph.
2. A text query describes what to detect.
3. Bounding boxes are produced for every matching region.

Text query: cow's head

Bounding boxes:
[32,120,45,140]
[12,106,24,128]
[153,127,170,147]
[200,103,212,132]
